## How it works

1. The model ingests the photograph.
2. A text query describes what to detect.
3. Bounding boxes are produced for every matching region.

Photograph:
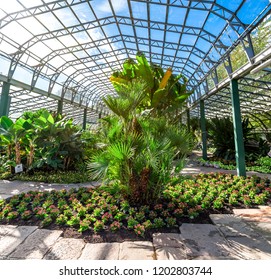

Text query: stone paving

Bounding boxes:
[179,151,271,180]
[0,180,100,200]
[0,207,271,260]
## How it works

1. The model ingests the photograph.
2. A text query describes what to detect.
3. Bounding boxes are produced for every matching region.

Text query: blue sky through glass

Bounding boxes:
[0,0,270,97]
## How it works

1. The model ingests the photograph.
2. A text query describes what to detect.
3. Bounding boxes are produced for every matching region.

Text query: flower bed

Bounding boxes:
[0,173,270,239]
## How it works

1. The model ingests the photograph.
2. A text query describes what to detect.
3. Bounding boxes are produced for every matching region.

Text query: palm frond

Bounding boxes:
[107,141,135,160]
[87,153,110,181]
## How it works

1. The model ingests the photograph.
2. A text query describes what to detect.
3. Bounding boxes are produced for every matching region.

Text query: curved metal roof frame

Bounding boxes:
[0,0,271,124]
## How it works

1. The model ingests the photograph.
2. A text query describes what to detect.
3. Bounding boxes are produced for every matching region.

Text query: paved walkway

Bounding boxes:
[180,151,271,180]
[0,180,100,200]
[0,206,271,260]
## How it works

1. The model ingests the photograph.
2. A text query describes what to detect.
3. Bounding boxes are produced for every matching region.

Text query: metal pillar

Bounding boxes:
[83,108,87,130]
[230,79,246,177]
[57,99,63,115]
[0,82,11,117]
[200,100,207,160]
[187,109,191,133]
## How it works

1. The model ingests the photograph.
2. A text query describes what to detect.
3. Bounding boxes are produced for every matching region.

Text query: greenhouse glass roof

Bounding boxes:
[0,0,271,124]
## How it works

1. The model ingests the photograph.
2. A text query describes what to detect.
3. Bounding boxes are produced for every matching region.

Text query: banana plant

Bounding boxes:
[0,116,31,172]
[110,51,191,121]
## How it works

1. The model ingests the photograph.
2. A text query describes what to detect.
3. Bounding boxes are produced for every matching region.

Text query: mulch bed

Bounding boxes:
[0,208,232,243]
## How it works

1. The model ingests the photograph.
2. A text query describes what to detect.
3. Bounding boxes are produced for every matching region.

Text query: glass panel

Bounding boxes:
[204,14,226,36]
[18,17,47,35]
[237,0,270,24]
[42,38,64,50]
[18,0,43,8]
[119,24,134,36]
[13,65,32,85]
[163,48,176,56]
[72,31,91,44]
[177,50,190,58]
[168,6,186,25]
[181,34,197,46]
[28,42,52,58]
[58,35,78,47]
[0,55,10,75]
[102,23,120,37]
[72,3,96,23]
[166,31,180,43]
[35,13,63,31]
[150,4,167,22]
[0,1,23,13]
[189,53,201,64]
[151,46,162,55]
[36,77,50,91]
[216,0,243,12]
[91,0,128,17]
[230,43,248,72]
[48,56,66,68]
[138,44,149,52]
[1,21,33,44]
[251,16,271,54]
[151,29,164,41]
[195,38,211,52]
[216,63,228,81]
[186,9,209,28]
[131,1,147,19]
[136,27,149,39]
[207,75,215,90]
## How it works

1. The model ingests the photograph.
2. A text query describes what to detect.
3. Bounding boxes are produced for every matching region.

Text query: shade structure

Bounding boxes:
[0,0,270,125]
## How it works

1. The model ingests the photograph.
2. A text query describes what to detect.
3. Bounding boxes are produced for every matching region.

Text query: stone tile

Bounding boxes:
[210,214,260,238]
[0,226,37,259]
[258,206,271,210]
[43,238,85,260]
[8,229,62,259]
[119,241,155,260]
[227,236,271,260]
[248,222,271,242]
[153,233,187,260]
[0,225,17,239]
[179,224,234,259]
[155,247,187,260]
[153,233,184,248]
[80,243,120,260]
[233,208,271,223]
[0,194,13,200]
[0,181,34,195]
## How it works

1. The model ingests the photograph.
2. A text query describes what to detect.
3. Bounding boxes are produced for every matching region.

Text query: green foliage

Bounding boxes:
[110,52,191,121]
[256,157,271,167]
[3,170,89,183]
[0,174,270,235]
[207,117,268,161]
[0,109,89,176]
[88,54,193,204]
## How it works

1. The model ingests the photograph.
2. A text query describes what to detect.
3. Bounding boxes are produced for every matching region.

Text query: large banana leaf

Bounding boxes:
[135,52,154,89]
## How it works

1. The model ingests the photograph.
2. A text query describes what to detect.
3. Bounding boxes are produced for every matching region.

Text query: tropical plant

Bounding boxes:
[0,109,86,174]
[110,51,191,121]
[88,54,193,204]
[207,117,268,161]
